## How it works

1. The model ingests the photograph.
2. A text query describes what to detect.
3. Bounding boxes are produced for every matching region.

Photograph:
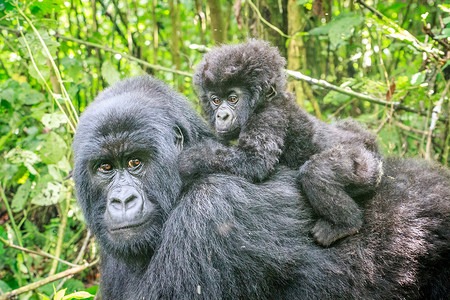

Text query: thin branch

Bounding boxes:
[53,230,93,297]
[247,0,290,38]
[16,20,77,132]
[286,69,448,122]
[57,34,193,77]
[17,10,79,125]
[0,25,193,78]
[423,25,450,51]
[425,80,450,159]
[0,25,445,122]
[393,121,443,139]
[0,236,78,267]
[97,0,129,47]
[326,99,357,121]
[0,259,99,300]
[49,191,71,275]
[356,0,441,58]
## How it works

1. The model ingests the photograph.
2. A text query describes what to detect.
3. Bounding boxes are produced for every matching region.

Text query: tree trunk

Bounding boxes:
[208,0,225,44]
[287,0,322,119]
[168,0,183,91]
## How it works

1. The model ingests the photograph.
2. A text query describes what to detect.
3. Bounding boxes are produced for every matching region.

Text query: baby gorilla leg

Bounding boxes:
[298,145,382,247]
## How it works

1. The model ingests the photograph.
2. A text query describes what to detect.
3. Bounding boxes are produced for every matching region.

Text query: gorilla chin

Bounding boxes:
[106,212,156,243]
[217,126,240,140]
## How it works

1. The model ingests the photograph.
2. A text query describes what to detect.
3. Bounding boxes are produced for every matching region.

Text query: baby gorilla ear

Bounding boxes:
[174,125,184,152]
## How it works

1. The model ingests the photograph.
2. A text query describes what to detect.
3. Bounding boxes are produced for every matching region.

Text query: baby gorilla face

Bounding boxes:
[207,87,252,140]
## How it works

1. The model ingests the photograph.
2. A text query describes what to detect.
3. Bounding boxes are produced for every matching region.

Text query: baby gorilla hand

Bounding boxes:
[178,139,226,180]
[178,145,209,180]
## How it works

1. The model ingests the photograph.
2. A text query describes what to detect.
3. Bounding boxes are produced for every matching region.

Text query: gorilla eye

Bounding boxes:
[99,163,112,172]
[128,158,142,169]
[211,96,221,105]
[228,95,239,104]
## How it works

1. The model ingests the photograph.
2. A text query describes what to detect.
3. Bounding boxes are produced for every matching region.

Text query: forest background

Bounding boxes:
[0,0,449,299]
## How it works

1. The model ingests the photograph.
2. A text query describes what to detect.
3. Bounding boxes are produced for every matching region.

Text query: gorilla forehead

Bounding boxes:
[194,39,287,92]
[74,94,170,159]
[74,76,212,163]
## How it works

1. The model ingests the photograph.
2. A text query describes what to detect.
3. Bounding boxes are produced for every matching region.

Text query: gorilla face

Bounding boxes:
[206,87,253,140]
[89,133,158,244]
[73,92,184,258]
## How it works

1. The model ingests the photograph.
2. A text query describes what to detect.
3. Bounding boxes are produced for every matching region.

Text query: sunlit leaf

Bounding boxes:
[31,181,65,206]
[6,148,40,165]
[411,72,425,85]
[18,89,45,105]
[41,112,68,129]
[12,179,31,212]
[39,132,68,164]
[309,13,364,49]
[54,288,67,300]
[101,60,121,85]
[62,291,94,300]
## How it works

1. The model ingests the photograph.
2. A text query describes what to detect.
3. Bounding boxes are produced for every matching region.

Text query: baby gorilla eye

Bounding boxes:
[228,95,239,104]
[128,158,142,169]
[99,163,112,172]
[211,96,221,105]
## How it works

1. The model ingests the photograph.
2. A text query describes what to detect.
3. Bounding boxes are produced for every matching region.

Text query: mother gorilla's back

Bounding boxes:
[73,76,450,299]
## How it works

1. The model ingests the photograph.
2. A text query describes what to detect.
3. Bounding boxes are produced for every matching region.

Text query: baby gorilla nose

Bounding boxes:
[215,106,236,133]
[217,110,230,121]
[107,186,144,224]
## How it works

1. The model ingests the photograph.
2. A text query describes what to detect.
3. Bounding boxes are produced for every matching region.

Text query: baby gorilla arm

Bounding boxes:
[178,104,289,182]
[298,144,383,247]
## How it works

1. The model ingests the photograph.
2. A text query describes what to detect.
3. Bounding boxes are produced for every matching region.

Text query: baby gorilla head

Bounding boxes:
[194,39,287,140]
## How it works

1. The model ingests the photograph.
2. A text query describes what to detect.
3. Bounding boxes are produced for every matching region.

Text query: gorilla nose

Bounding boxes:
[217,111,230,121]
[107,187,144,223]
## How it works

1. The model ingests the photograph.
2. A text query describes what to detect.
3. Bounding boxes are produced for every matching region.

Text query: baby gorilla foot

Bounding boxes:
[312,219,361,247]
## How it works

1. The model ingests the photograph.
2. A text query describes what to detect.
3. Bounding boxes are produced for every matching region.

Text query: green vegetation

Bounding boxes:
[0,0,448,298]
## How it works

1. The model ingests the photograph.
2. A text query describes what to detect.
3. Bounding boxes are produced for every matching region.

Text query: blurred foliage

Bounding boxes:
[0,0,449,298]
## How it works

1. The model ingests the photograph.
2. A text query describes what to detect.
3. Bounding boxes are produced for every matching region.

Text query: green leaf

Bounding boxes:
[438,4,450,13]
[62,279,85,295]
[101,60,121,85]
[6,148,41,165]
[18,89,45,105]
[411,71,425,85]
[31,181,65,206]
[434,28,450,39]
[0,88,15,102]
[0,280,12,294]
[62,291,94,300]
[28,63,50,82]
[297,0,312,5]
[41,112,68,129]
[324,90,351,105]
[39,132,68,164]
[12,179,31,212]
[54,288,67,300]
[309,13,364,49]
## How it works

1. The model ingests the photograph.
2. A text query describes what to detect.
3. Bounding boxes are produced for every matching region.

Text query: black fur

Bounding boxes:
[73,76,450,299]
[181,39,384,246]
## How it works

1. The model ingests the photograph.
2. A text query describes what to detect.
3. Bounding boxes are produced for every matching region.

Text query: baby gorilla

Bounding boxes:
[180,39,383,247]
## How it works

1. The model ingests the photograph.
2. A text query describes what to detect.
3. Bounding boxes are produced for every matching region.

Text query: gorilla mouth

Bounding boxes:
[109,218,152,232]
[217,126,240,140]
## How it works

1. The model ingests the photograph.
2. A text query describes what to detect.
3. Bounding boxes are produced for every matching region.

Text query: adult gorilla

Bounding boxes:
[73,76,450,299]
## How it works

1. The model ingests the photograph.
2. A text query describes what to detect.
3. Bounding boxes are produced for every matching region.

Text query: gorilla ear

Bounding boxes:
[174,125,184,152]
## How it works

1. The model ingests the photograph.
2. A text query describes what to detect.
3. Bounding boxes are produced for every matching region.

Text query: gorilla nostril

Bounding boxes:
[124,195,138,210]
[218,113,229,121]
[110,198,123,211]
